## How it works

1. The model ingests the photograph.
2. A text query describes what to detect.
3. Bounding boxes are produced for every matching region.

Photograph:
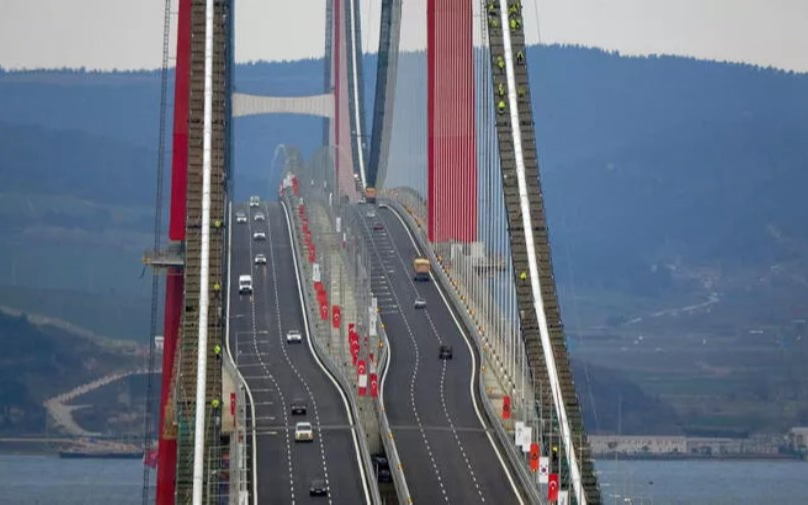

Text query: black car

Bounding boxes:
[309,478,328,497]
[373,455,393,483]
[290,400,307,416]
[439,344,453,360]
[373,221,384,231]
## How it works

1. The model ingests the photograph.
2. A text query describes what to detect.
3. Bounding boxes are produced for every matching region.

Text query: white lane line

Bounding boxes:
[357,209,449,504]
[281,200,372,504]
[246,208,296,503]
[225,202,259,505]
[385,205,526,505]
[265,203,333,505]
[377,211,486,502]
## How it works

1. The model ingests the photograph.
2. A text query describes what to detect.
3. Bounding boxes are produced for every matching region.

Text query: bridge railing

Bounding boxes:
[280,186,410,505]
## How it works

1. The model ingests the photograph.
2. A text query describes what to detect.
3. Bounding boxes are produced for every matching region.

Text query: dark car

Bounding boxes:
[373,455,393,483]
[439,344,453,360]
[373,221,384,231]
[309,478,328,497]
[290,400,307,416]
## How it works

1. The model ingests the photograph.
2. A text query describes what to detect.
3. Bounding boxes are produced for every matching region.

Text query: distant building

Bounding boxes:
[788,427,808,453]
[590,436,687,456]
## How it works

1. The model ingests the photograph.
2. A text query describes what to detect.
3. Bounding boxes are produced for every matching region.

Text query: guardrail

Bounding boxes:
[381,196,544,505]
[282,194,410,505]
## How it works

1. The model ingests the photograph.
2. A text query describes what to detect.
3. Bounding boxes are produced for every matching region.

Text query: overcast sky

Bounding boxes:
[0,0,806,72]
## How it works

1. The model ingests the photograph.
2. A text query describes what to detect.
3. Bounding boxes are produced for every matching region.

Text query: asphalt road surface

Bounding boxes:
[355,204,525,504]
[229,201,368,505]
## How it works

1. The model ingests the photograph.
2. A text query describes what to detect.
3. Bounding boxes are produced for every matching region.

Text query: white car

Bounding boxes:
[235,213,247,224]
[286,330,303,344]
[238,275,253,295]
[414,297,426,309]
[378,203,388,209]
[253,231,266,241]
[294,421,314,442]
[249,196,260,207]
[254,254,267,265]
[366,209,376,218]
[254,212,265,222]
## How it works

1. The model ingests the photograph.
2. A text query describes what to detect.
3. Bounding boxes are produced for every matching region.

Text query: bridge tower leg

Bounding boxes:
[427,0,478,243]
[156,0,192,503]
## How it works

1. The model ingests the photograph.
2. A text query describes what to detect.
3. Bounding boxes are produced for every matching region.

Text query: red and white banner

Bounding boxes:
[548,474,559,502]
[319,303,328,321]
[502,395,511,420]
[332,305,341,328]
[357,360,368,396]
[369,355,378,398]
[230,392,236,417]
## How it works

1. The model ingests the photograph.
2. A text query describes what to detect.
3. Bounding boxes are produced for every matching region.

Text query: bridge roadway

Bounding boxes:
[357,204,526,504]
[229,201,369,505]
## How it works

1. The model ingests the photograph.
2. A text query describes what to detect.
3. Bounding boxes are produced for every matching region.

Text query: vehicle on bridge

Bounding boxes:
[414,297,426,309]
[373,221,384,231]
[290,399,307,416]
[365,187,377,204]
[235,212,247,223]
[439,344,453,360]
[286,329,303,343]
[252,231,266,241]
[309,478,328,497]
[253,212,265,222]
[413,257,431,281]
[294,422,314,442]
[238,275,253,295]
[249,195,260,207]
[254,253,267,265]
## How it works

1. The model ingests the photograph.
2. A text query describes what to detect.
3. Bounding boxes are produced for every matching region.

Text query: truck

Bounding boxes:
[238,274,253,294]
[365,187,377,204]
[413,257,430,282]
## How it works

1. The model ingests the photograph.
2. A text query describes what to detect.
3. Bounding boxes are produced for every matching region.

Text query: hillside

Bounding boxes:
[0,45,806,435]
[0,310,140,435]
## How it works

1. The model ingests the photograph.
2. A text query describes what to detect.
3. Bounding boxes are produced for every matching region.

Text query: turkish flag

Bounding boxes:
[369,373,378,397]
[319,303,329,321]
[502,395,511,420]
[302,222,309,234]
[348,322,355,333]
[308,251,315,263]
[548,474,559,502]
[357,360,367,396]
[230,392,237,416]
[332,305,341,328]
[529,443,539,472]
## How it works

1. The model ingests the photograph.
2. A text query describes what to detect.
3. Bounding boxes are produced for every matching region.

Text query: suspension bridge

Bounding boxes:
[144,0,602,504]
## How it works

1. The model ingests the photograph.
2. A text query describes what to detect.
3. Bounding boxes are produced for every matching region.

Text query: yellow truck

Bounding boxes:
[365,187,377,204]
[413,257,430,282]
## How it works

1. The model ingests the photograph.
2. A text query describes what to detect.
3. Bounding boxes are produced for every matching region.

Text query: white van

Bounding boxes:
[238,275,253,295]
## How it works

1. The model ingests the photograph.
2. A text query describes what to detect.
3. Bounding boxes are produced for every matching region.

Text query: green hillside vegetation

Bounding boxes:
[0,311,140,435]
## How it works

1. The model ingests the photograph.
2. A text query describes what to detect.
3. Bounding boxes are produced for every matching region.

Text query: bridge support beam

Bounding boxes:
[427,0,478,243]
[156,0,192,503]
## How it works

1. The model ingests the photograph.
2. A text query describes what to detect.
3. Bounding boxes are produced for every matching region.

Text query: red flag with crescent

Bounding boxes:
[548,473,559,502]
[357,360,368,396]
[332,305,341,328]
[319,303,328,321]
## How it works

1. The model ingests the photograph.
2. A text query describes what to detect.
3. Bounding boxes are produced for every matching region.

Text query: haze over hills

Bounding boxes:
[0,45,806,435]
